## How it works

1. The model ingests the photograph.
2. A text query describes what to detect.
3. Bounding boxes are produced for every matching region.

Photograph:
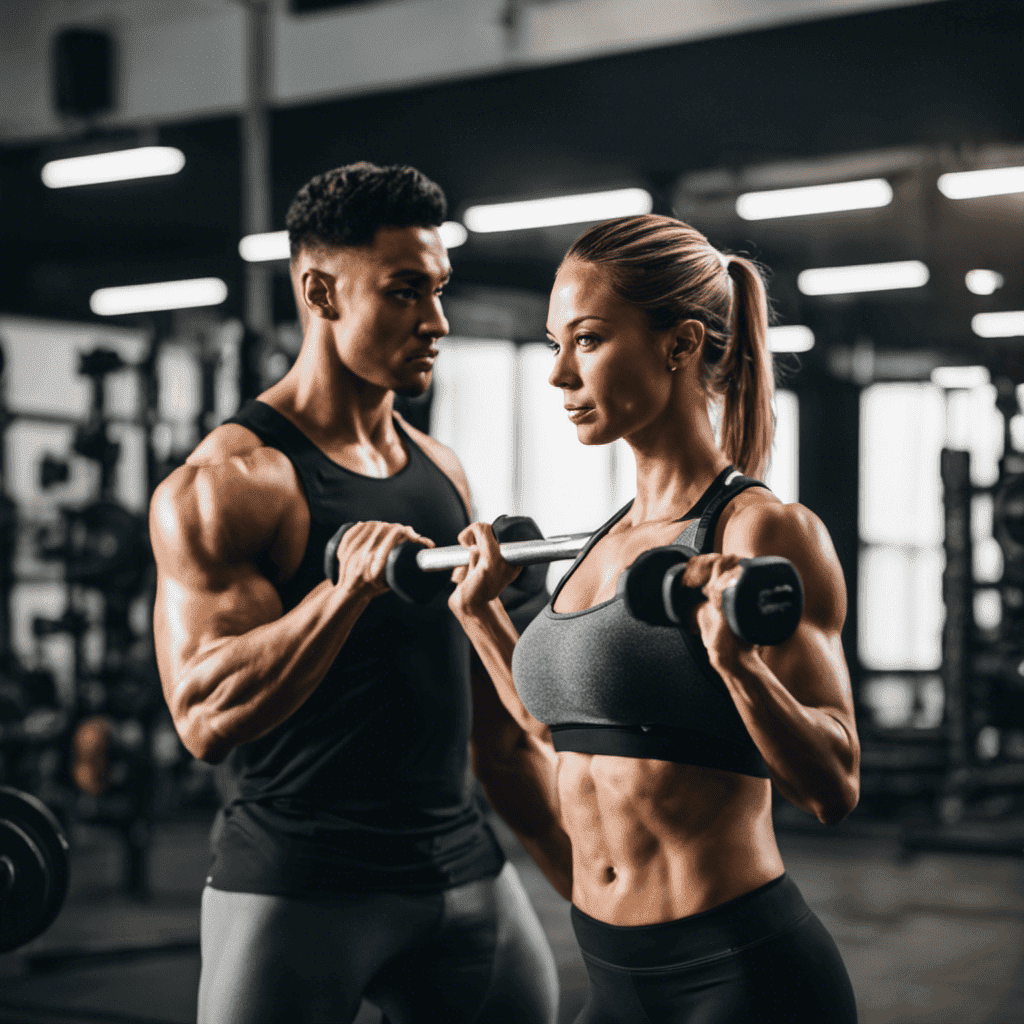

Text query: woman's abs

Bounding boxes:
[556,751,784,925]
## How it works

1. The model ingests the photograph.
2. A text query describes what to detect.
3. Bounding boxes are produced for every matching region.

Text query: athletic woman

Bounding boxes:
[448,214,860,1022]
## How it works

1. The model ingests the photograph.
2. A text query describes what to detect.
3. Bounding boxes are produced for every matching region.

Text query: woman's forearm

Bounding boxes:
[714,649,859,824]
[451,597,530,730]
[455,598,574,893]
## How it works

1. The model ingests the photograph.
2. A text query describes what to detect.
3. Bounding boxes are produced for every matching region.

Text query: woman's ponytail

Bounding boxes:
[716,256,775,481]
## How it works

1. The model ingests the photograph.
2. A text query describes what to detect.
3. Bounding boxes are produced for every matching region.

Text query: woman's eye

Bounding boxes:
[576,333,601,348]
[546,339,560,354]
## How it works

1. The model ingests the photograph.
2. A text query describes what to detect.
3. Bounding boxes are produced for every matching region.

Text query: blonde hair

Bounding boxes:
[563,214,775,479]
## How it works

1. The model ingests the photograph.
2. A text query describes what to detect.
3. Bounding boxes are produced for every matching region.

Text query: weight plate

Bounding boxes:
[0,787,70,953]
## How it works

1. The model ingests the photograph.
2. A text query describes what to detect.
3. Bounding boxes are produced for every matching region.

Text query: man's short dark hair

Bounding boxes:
[285,162,447,257]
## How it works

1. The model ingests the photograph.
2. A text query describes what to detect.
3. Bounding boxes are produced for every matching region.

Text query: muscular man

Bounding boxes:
[151,163,558,1024]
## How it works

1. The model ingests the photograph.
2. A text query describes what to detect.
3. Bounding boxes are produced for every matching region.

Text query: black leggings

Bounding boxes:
[198,862,558,1024]
[571,874,857,1024]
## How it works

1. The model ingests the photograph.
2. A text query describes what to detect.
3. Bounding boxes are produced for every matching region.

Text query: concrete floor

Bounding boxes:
[1,813,1022,1024]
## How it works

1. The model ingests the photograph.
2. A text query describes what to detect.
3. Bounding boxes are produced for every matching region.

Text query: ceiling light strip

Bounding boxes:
[767,325,815,353]
[736,178,893,221]
[42,147,186,189]
[463,188,652,233]
[797,260,929,296]
[239,230,290,262]
[937,166,1024,200]
[90,278,228,316]
[972,311,1024,339]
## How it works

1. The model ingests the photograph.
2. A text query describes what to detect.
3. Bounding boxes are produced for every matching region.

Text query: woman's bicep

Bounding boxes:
[731,499,856,722]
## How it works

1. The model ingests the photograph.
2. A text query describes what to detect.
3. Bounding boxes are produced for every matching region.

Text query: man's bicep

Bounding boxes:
[154,549,284,688]
[150,470,284,677]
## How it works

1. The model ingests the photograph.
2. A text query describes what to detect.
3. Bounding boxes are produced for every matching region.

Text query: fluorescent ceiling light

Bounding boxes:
[965,269,1005,296]
[931,365,990,389]
[972,311,1024,339]
[938,166,1024,199]
[736,178,892,221]
[91,277,228,316]
[239,230,289,262]
[42,146,186,189]
[767,325,815,353]
[797,260,929,296]
[439,221,468,249]
[463,187,652,233]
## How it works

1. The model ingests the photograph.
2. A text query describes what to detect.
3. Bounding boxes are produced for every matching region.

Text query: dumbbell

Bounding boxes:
[618,546,804,646]
[324,516,588,604]
[0,786,70,953]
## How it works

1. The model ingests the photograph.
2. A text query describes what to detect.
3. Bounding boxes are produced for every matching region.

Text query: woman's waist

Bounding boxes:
[570,872,807,969]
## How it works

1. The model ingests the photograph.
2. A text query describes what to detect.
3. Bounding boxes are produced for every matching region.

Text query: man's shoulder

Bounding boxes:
[150,425,300,560]
[395,411,472,515]
[188,421,277,467]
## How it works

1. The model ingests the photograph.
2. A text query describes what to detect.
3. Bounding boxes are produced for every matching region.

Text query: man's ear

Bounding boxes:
[667,319,705,367]
[300,268,339,321]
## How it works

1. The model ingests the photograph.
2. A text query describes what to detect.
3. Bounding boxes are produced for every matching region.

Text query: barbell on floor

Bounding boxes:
[0,786,70,953]
[324,518,804,645]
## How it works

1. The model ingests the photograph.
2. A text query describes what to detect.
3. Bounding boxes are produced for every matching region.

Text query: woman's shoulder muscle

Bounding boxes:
[718,490,846,632]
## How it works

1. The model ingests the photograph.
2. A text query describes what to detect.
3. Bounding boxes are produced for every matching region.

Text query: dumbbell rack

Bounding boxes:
[898,425,1024,857]
[0,340,171,898]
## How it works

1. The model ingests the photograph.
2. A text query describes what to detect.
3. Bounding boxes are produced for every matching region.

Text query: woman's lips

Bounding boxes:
[566,406,594,423]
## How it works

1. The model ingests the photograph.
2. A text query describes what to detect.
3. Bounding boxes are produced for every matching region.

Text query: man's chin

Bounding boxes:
[394,373,431,399]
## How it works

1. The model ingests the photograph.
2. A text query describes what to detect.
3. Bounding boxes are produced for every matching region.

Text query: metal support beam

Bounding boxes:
[237,0,273,398]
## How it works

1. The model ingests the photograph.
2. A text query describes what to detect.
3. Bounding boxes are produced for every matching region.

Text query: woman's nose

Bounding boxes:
[548,348,577,390]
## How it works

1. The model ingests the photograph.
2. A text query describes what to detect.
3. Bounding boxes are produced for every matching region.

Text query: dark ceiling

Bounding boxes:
[1,0,1021,358]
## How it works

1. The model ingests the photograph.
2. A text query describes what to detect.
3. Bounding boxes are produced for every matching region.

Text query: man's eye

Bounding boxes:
[392,288,419,300]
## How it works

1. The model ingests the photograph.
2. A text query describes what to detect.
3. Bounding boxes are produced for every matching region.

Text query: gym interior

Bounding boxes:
[0,1,1022,1021]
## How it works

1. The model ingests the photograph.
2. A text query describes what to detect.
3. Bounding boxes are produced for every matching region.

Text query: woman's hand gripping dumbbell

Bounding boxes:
[324,518,804,644]
[617,546,804,646]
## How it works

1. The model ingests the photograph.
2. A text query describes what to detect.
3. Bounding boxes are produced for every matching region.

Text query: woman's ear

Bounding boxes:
[667,319,705,368]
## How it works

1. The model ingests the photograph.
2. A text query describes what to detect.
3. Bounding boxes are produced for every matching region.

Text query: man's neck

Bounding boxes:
[262,333,400,454]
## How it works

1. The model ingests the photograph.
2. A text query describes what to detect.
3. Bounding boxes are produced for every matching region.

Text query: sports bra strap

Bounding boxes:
[681,468,770,553]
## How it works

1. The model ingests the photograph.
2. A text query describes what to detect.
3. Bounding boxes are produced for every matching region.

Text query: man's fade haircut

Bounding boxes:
[285,162,447,258]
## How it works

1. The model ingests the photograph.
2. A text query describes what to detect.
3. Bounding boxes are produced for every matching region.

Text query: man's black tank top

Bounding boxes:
[208,400,505,895]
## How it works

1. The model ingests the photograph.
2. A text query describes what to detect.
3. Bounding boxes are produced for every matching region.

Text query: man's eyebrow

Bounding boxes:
[387,269,451,283]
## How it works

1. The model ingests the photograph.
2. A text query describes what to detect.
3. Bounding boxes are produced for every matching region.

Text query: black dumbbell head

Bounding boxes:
[385,542,450,604]
[617,547,692,627]
[722,556,804,646]
[324,523,356,584]
[490,515,544,545]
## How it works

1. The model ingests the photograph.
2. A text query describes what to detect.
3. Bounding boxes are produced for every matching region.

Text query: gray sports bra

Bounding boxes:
[511,467,771,777]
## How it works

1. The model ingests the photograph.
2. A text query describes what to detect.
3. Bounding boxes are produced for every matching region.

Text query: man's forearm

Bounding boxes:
[173,581,372,761]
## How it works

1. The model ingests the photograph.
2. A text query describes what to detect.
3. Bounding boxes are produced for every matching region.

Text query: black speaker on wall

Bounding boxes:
[52,28,115,117]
